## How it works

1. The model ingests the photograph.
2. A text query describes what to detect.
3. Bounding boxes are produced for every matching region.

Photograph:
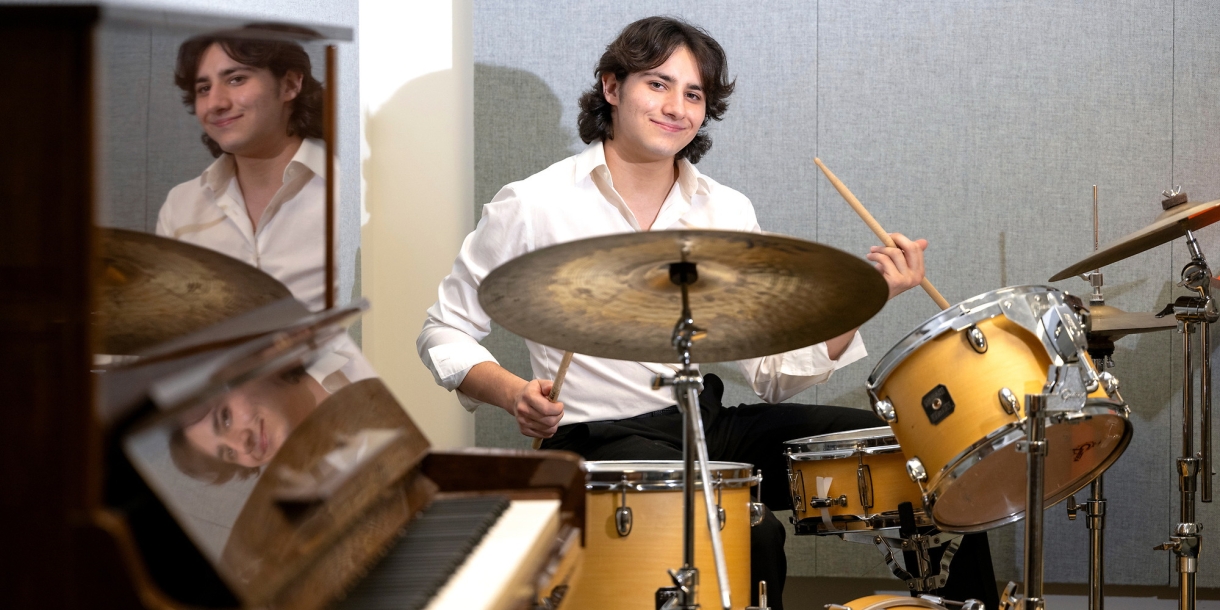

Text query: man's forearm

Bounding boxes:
[824,328,859,361]
[457,361,527,412]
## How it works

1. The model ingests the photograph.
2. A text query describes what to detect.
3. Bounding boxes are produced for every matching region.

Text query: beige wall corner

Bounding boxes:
[359,0,475,449]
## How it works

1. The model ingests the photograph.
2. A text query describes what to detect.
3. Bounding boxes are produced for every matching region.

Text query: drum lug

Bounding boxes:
[906,457,928,483]
[873,398,897,422]
[966,325,988,353]
[857,463,875,511]
[788,464,806,517]
[999,387,1020,415]
[615,479,633,537]
[615,505,633,537]
[750,468,766,527]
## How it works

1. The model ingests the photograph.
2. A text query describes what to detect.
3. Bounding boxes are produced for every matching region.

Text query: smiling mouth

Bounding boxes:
[651,119,685,133]
[211,114,242,129]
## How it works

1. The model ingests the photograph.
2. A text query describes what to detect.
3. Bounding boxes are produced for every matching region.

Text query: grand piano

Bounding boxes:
[1,6,583,608]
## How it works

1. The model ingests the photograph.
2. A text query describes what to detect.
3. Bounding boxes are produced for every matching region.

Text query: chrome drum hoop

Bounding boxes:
[922,400,1133,532]
[784,426,900,460]
[866,285,1088,392]
[584,460,759,492]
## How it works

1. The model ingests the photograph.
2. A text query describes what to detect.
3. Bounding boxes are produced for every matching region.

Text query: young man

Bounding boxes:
[157,30,372,386]
[418,16,994,608]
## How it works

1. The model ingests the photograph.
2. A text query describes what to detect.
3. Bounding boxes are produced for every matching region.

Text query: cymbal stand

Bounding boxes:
[1153,229,1218,610]
[1066,184,1112,610]
[653,259,732,610]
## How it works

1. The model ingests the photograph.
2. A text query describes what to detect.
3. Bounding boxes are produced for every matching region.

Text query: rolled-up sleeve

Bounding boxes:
[734,330,867,404]
[416,187,532,411]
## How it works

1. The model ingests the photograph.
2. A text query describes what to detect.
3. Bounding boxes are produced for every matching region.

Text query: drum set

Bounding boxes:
[477,186,1220,610]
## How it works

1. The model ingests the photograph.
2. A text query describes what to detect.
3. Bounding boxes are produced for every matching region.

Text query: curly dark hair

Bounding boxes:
[577,16,735,164]
[173,24,324,158]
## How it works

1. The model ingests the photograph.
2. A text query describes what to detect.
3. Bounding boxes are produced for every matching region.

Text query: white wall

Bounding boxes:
[359,0,475,448]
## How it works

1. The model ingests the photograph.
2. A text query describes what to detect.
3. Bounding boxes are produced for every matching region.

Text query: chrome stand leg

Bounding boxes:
[1087,476,1106,610]
[1020,392,1049,610]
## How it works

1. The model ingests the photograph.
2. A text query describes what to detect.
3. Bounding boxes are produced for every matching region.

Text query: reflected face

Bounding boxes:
[182,374,317,468]
[193,43,302,157]
[603,46,706,163]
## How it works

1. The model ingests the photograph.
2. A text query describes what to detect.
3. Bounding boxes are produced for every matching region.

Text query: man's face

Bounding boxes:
[603,45,707,163]
[182,375,314,469]
[193,43,302,157]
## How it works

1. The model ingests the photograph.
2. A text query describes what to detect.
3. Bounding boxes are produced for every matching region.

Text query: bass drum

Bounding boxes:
[564,461,760,610]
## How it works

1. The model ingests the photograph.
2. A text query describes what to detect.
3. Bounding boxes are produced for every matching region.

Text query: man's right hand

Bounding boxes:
[511,379,564,438]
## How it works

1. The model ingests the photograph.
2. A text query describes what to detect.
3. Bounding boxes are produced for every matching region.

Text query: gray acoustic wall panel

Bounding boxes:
[474,0,1218,586]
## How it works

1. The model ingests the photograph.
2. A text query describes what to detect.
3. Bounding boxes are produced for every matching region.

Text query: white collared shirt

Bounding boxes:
[156,138,329,312]
[416,141,867,423]
[157,138,376,384]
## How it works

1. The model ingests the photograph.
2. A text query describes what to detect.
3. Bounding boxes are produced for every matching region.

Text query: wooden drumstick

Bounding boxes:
[532,351,574,449]
[813,157,952,311]
[548,350,574,402]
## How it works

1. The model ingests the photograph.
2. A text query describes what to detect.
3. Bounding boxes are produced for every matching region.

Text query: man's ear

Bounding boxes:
[601,73,620,106]
[281,70,304,101]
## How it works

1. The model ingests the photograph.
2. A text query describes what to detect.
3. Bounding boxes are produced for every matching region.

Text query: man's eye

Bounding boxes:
[221,407,231,428]
[196,85,209,95]
[229,75,245,85]
[224,447,236,462]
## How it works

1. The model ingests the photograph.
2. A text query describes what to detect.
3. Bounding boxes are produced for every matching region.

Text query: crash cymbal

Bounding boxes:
[94,228,293,354]
[478,230,889,363]
[1088,303,1178,338]
[1050,199,1220,282]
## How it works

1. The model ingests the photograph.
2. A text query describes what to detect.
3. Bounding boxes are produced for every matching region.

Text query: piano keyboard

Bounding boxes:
[337,496,562,610]
[338,496,510,610]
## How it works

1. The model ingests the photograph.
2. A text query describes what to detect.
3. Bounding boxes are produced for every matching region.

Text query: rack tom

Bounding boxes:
[868,285,1132,532]
[785,427,929,535]
[563,461,761,610]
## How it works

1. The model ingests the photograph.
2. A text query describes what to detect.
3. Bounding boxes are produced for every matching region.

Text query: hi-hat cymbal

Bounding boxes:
[1049,199,1220,282]
[478,230,889,363]
[95,228,293,355]
[1088,304,1177,338]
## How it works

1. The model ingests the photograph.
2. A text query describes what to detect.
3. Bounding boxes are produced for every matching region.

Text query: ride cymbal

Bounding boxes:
[1050,199,1220,282]
[478,230,889,363]
[94,228,294,355]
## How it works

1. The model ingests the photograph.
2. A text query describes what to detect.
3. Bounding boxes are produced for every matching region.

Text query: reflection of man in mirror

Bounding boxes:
[169,365,328,484]
[158,27,375,384]
[157,28,327,309]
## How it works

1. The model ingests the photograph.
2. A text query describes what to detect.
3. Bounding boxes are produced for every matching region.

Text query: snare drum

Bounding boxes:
[868,285,1132,532]
[827,595,950,609]
[785,427,929,534]
[563,461,760,610]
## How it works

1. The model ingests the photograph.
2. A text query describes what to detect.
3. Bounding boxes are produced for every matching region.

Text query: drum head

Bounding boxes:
[929,409,1131,532]
[835,594,948,609]
[785,426,898,459]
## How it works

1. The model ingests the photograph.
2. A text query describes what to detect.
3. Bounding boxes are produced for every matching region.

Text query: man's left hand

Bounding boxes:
[866,232,928,300]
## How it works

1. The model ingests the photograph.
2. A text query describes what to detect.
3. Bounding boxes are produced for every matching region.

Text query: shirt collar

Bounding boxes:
[574,139,710,198]
[198,137,326,193]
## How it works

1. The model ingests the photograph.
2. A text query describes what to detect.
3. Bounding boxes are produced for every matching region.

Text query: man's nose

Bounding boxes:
[206,87,232,114]
[660,86,683,116]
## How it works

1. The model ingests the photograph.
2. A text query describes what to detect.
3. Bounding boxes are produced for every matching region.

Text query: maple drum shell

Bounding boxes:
[868,285,1130,533]
[564,461,756,610]
[786,427,928,533]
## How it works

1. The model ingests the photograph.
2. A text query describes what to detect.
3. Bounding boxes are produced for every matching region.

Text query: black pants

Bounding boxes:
[540,374,999,609]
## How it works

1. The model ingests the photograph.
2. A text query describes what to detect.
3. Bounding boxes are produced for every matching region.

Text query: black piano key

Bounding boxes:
[335,495,511,610]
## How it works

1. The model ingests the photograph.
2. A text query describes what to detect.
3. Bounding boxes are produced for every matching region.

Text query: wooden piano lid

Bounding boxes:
[115,307,583,609]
